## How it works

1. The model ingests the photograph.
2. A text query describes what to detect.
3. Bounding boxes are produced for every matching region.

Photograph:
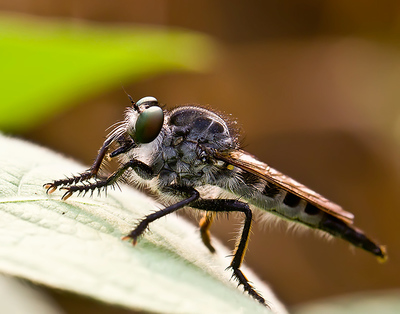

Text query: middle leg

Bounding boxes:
[123,186,200,244]
[199,212,216,253]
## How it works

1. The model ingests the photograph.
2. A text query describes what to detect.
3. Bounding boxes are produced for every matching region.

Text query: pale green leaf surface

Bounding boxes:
[0,275,63,314]
[0,13,216,131]
[0,134,287,314]
[293,290,400,314]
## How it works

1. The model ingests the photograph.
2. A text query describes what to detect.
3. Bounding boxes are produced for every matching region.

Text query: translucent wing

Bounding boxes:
[215,149,354,224]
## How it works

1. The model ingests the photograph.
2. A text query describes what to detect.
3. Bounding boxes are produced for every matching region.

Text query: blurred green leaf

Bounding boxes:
[0,134,286,314]
[0,13,216,131]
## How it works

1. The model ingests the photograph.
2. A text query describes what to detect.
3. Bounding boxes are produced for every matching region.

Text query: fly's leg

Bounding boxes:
[191,199,266,306]
[123,186,199,244]
[120,188,265,305]
[57,159,153,200]
[45,135,137,194]
[44,136,116,193]
[199,212,216,253]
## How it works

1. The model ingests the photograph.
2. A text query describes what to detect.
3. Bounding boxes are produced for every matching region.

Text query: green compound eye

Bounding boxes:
[135,105,164,143]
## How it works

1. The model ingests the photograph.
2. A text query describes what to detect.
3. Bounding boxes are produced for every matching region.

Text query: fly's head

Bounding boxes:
[105,96,165,160]
[125,96,165,144]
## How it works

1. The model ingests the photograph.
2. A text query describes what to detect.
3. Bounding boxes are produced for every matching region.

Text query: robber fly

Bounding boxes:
[45,96,387,306]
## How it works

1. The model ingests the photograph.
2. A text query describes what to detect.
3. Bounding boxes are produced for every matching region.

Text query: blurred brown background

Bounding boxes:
[2,0,400,311]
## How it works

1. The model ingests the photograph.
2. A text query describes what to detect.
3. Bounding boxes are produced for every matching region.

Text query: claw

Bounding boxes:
[44,184,57,194]
[122,235,137,246]
[61,190,73,200]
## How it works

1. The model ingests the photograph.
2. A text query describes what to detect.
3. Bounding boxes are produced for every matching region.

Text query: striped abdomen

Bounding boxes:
[232,171,386,261]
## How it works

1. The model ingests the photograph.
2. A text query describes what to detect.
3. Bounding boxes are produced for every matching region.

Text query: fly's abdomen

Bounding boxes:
[231,172,387,261]
[241,179,326,228]
[275,191,325,226]
[273,191,386,261]
[232,172,324,226]
[320,214,386,261]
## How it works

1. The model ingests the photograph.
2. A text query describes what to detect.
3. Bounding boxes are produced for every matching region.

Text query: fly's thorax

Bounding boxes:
[154,106,239,188]
[167,106,237,150]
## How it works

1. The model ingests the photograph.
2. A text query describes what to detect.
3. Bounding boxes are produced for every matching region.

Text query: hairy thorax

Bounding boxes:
[150,106,239,189]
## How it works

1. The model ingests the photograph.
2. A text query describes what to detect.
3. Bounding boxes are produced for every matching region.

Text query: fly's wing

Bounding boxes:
[215,149,354,224]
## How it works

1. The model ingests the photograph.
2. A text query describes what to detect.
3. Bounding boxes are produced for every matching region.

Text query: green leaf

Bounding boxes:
[0,133,286,314]
[293,291,400,314]
[0,275,63,314]
[0,13,217,131]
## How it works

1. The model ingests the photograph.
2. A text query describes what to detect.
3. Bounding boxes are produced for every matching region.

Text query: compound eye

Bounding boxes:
[136,96,159,108]
[135,106,164,143]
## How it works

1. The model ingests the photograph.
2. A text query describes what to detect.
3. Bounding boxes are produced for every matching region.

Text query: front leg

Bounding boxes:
[51,159,153,200]
[45,136,117,193]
